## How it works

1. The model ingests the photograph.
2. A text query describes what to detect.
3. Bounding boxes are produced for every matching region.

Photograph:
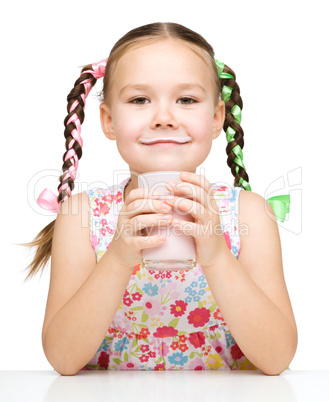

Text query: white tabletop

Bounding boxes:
[1,370,329,402]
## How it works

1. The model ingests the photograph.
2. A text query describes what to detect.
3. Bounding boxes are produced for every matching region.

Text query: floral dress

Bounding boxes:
[81,177,259,371]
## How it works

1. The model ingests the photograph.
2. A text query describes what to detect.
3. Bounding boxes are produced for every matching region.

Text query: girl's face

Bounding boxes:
[100,39,225,181]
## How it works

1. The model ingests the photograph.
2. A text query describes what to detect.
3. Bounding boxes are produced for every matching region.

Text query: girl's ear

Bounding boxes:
[100,103,115,140]
[212,100,226,140]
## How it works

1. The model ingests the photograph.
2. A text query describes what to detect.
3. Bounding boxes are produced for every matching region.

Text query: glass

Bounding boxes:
[138,171,197,271]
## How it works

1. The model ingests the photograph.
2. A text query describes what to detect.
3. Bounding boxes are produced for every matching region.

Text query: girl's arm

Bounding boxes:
[42,193,134,376]
[202,190,298,376]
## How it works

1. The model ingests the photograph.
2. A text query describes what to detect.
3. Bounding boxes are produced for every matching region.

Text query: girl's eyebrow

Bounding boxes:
[119,82,206,96]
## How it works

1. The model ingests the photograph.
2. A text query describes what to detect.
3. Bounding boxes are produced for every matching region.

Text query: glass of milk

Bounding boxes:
[138,171,197,271]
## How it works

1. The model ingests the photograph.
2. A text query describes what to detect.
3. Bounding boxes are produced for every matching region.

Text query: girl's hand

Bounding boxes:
[164,172,226,269]
[106,189,174,270]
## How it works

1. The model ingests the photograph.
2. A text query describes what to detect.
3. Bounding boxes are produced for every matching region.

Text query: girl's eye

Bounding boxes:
[130,97,149,105]
[178,97,197,104]
[130,97,197,105]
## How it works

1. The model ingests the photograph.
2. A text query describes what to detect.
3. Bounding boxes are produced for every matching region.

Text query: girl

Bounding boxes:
[23,22,297,375]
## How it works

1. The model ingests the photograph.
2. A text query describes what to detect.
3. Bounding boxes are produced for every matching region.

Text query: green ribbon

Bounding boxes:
[231,105,242,125]
[216,58,290,223]
[215,59,234,79]
[266,194,291,223]
[222,85,232,102]
[226,126,236,142]
[215,59,225,75]
[238,176,252,192]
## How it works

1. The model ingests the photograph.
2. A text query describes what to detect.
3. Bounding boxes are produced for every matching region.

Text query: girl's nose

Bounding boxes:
[151,103,179,129]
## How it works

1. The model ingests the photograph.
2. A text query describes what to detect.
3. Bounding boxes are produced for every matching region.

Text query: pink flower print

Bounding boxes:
[132,265,141,276]
[101,219,107,227]
[123,297,133,307]
[106,226,115,235]
[115,191,123,204]
[131,292,142,301]
[188,331,206,349]
[188,358,205,370]
[102,194,114,204]
[217,186,228,192]
[139,328,150,339]
[95,198,100,206]
[214,308,225,323]
[99,202,110,215]
[99,228,106,236]
[187,307,210,328]
[139,354,150,363]
[143,298,161,316]
[91,232,99,250]
[156,342,170,357]
[170,300,188,317]
[223,231,231,250]
[230,343,244,360]
[153,326,178,338]
[97,351,109,369]
[170,291,180,300]
[114,324,129,334]
[119,361,138,370]
[93,207,100,217]
[179,334,187,343]
[171,341,180,351]
[217,199,229,216]
[178,343,188,353]
[140,345,150,353]
[167,281,177,290]
[215,342,224,355]
[148,351,156,359]
[154,362,166,370]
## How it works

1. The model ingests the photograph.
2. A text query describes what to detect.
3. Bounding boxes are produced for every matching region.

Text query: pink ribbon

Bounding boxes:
[37,58,108,213]
[83,58,108,79]
[37,189,63,214]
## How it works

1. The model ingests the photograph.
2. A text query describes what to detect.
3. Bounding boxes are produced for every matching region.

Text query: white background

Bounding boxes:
[1,0,328,370]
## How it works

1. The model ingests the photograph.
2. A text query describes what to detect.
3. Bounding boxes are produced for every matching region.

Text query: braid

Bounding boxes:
[215,60,251,192]
[58,68,97,203]
[37,59,107,212]
[215,60,290,222]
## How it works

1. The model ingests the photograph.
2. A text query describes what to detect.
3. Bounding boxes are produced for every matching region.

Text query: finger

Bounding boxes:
[165,181,214,215]
[132,213,173,236]
[125,187,160,206]
[166,196,211,226]
[124,196,174,218]
[164,180,215,225]
[180,172,219,215]
[179,172,213,196]
[134,233,167,249]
